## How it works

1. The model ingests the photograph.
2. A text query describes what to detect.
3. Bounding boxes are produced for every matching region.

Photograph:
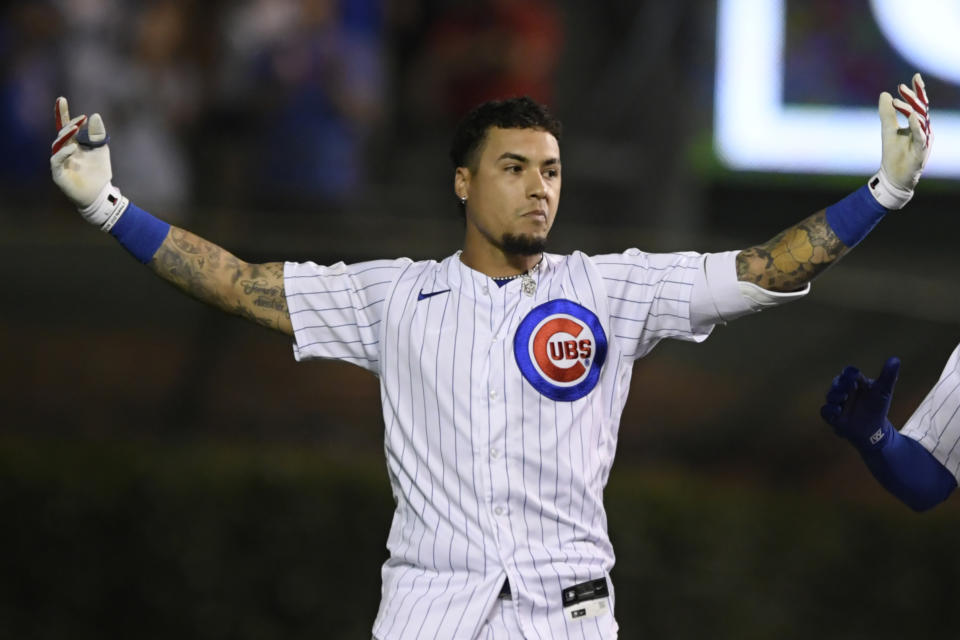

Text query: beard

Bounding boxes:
[499,232,548,256]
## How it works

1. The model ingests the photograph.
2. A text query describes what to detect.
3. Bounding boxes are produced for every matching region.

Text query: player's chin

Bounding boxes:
[500,232,548,256]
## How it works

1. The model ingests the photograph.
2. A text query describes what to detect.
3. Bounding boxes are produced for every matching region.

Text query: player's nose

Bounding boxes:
[527,172,548,199]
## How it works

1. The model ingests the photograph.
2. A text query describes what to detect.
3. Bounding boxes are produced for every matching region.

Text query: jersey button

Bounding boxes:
[490,447,500,459]
[489,389,498,400]
[482,286,490,295]
[494,506,505,516]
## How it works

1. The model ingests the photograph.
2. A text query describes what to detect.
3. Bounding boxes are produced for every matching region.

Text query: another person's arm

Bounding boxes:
[50,97,292,336]
[820,356,958,512]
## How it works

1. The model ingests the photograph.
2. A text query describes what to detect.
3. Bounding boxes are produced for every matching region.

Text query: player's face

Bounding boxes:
[457,127,561,256]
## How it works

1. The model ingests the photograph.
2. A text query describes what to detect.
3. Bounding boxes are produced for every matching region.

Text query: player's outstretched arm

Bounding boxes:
[50,96,292,336]
[149,228,292,334]
[820,357,956,511]
[736,73,932,292]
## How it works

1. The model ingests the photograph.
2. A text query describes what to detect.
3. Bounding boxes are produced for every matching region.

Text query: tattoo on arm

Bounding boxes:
[149,227,292,335]
[736,210,848,291]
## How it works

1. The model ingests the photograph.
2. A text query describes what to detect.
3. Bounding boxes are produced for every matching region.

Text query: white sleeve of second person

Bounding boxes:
[900,343,960,482]
[688,250,810,334]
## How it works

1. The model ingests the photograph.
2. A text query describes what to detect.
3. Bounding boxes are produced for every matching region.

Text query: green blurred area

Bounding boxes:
[4,438,959,640]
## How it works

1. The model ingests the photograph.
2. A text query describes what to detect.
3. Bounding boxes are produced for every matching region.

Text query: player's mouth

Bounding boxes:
[521,209,548,223]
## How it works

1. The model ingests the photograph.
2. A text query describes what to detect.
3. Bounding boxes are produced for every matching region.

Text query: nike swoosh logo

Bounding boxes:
[417,288,451,301]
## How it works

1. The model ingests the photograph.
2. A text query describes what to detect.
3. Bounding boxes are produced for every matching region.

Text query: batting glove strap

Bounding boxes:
[78,182,130,231]
[844,418,895,454]
[868,167,914,211]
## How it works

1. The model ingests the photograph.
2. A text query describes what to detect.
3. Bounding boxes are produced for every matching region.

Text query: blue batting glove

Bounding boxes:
[820,357,901,451]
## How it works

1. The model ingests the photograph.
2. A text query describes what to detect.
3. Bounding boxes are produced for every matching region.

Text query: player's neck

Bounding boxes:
[459,243,542,278]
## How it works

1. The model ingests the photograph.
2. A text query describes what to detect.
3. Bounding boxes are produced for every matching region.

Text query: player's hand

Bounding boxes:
[49,97,127,230]
[820,357,901,450]
[870,73,932,210]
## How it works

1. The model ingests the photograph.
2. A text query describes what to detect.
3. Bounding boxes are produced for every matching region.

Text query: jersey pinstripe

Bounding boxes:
[900,342,960,481]
[284,249,753,639]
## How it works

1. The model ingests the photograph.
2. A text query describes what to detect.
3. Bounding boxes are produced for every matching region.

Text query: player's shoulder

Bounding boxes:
[284,257,416,285]
[392,256,446,283]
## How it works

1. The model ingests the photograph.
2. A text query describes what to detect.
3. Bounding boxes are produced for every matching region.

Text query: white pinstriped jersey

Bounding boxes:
[284,249,803,639]
[900,343,960,482]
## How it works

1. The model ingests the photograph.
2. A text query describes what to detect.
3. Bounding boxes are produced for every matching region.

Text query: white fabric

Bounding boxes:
[688,250,809,332]
[284,248,797,639]
[900,343,960,482]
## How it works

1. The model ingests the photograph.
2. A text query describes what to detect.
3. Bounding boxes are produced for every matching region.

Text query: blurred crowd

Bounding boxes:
[0,0,563,219]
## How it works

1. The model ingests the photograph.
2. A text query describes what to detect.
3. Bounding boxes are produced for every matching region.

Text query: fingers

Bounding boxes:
[51,115,87,156]
[912,73,929,109]
[55,96,70,131]
[826,387,849,404]
[907,112,928,149]
[899,74,932,148]
[76,113,109,148]
[840,365,860,380]
[830,367,859,396]
[898,82,930,139]
[892,97,924,130]
[87,113,106,143]
[898,83,928,120]
[50,141,78,169]
[877,91,898,136]
[875,356,901,395]
[821,403,843,423]
[822,366,860,426]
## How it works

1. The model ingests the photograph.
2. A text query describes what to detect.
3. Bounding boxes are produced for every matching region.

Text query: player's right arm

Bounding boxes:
[50,97,292,336]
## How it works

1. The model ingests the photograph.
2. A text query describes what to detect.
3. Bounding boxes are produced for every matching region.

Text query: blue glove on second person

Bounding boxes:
[820,357,900,450]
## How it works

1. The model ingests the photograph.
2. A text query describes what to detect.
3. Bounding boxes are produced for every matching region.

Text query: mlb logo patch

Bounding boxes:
[514,299,607,402]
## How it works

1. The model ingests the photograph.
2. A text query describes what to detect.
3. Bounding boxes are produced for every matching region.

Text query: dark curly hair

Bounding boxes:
[449,96,562,171]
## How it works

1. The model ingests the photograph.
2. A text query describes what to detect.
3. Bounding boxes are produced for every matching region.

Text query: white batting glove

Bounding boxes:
[50,97,129,231]
[869,73,932,210]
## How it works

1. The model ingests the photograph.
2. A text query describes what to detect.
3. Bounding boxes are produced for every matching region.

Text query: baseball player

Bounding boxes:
[51,73,931,638]
[820,346,960,512]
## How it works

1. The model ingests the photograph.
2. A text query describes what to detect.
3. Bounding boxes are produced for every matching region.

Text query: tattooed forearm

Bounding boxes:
[148,227,292,335]
[736,210,848,291]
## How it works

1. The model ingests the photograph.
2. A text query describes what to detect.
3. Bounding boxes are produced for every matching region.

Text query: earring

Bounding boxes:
[460,196,467,204]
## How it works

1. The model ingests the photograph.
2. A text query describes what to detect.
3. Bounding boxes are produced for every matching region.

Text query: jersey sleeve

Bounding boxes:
[592,249,707,360]
[283,258,410,374]
[687,250,809,333]
[900,343,960,482]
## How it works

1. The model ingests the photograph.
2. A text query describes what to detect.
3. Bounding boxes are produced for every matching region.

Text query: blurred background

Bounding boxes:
[3,0,960,638]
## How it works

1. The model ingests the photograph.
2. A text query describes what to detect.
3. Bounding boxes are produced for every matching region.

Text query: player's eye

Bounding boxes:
[545,168,560,178]
[505,165,522,174]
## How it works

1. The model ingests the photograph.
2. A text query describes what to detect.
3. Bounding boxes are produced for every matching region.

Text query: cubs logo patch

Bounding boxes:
[514,299,607,402]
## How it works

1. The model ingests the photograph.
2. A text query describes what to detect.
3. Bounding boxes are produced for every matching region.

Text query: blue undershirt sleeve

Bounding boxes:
[857,422,957,512]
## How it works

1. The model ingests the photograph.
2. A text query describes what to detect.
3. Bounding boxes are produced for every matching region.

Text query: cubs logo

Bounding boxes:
[514,299,607,402]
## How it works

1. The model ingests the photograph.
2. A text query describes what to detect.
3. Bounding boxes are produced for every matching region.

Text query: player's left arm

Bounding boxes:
[736,73,932,292]
[735,209,846,292]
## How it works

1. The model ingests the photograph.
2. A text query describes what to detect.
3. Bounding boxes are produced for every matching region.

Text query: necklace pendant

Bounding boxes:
[521,273,537,297]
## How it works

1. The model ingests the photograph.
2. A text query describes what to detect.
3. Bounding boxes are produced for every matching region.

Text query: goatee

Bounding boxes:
[500,233,547,256]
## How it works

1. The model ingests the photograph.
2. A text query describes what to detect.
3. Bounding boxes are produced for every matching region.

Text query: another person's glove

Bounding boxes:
[820,357,901,450]
[870,73,932,210]
[50,96,128,231]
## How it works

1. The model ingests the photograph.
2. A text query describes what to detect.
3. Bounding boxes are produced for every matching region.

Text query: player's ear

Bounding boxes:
[454,166,471,202]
